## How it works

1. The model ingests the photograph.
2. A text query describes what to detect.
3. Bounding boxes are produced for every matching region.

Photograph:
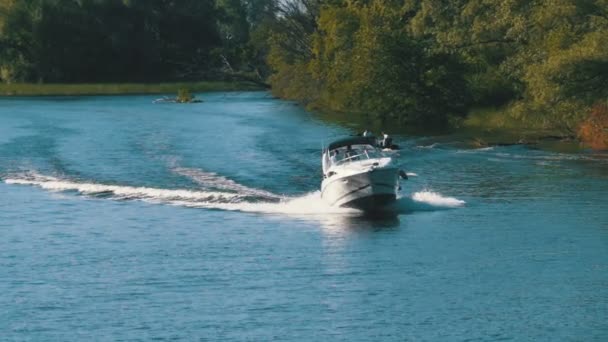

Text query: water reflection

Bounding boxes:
[318,211,401,236]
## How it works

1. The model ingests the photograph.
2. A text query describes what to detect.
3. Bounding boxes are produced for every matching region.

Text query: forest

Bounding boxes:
[1,0,607,146]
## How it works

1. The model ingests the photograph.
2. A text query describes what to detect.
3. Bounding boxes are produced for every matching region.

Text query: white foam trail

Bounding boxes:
[416,143,439,149]
[172,191,358,215]
[3,173,464,216]
[2,173,355,215]
[406,172,418,177]
[393,191,466,212]
[5,175,244,203]
[411,191,465,207]
[174,190,465,215]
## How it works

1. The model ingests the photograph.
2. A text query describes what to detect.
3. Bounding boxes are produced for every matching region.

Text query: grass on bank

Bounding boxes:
[457,106,591,151]
[0,81,263,96]
[461,107,568,137]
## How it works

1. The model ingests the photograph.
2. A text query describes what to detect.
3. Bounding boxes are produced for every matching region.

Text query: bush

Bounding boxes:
[177,88,194,103]
[578,103,608,150]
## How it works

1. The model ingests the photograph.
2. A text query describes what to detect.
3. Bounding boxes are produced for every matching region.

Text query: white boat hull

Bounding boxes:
[321,167,399,210]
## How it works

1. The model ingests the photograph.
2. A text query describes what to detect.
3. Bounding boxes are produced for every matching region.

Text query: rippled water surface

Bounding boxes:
[1,92,607,341]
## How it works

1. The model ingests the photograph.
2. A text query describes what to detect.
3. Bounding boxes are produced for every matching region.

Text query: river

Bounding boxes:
[1,92,607,340]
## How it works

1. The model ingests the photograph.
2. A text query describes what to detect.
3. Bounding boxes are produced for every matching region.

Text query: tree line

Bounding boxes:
[1,0,607,138]
[268,0,608,135]
[0,0,275,83]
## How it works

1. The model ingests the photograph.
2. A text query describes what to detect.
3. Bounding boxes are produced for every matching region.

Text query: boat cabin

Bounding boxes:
[322,136,384,173]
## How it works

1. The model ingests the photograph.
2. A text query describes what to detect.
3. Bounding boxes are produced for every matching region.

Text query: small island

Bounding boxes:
[176,88,202,103]
[153,88,203,104]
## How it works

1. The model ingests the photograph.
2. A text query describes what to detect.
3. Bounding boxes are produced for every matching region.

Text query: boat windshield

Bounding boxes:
[328,144,384,166]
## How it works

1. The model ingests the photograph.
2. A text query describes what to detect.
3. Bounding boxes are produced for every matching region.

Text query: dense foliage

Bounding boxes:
[268,0,608,134]
[1,0,607,142]
[0,0,274,82]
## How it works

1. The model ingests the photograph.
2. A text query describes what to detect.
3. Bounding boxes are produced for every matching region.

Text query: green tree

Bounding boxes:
[269,1,470,126]
[0,0,222,82]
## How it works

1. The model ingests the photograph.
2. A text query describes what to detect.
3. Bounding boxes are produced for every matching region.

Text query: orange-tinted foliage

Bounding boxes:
[578,103,608,150]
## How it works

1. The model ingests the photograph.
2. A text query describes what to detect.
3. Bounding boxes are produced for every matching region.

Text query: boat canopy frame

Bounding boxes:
[325,136,376,152]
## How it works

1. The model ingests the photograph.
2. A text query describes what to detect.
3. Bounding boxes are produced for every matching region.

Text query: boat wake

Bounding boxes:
[171,166,277,200]
[2,172,464,216]
[395,191,465,212]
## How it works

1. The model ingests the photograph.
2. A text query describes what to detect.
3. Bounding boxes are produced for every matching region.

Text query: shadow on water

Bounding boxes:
[350,211,401,229]
[319,211,401,233]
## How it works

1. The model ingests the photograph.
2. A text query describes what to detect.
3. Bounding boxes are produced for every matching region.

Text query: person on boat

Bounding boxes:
[381,132,393,149]
[362,129,373,138]
[345,145,353,158]
[345,145,360,161]
[330,150,339,164]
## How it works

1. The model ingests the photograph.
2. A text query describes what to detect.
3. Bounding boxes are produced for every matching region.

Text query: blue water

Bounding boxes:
[1,92,607,341]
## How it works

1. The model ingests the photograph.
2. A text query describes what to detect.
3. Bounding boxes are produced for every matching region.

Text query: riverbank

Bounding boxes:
[0,81,263,96]
[460,106,608,151]
[309,105,593,152]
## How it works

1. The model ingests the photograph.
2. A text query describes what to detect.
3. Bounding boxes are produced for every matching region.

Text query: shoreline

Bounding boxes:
[1,85,602,151]
[0,81,264,96]
[308,106,592,152]
[443,128,583,153]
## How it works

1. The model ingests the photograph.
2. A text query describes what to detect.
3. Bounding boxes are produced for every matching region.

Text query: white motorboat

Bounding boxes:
[321,136,403,211]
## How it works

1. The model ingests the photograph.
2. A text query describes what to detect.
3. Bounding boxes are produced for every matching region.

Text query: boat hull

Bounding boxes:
[321,167,399,211]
